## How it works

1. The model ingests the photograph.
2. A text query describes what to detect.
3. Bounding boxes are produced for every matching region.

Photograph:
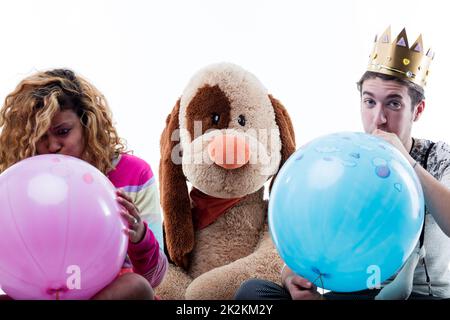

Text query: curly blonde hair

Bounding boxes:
[0,69,127,174]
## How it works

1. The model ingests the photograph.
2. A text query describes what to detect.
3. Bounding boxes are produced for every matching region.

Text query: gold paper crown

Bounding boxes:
[367,26,434,88]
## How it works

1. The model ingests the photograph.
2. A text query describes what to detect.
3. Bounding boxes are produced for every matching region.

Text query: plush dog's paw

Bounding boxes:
[155,264,192,300]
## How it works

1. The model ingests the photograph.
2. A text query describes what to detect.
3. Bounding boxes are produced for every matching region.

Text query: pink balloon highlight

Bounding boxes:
[83,173,94,184]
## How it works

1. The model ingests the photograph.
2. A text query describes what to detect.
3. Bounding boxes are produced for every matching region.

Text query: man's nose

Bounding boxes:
[373,105,387,126]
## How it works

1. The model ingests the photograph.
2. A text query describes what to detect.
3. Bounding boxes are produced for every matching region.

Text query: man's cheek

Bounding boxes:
[361,118,373,133]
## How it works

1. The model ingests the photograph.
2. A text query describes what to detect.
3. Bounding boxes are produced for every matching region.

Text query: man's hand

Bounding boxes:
[371,129,415,165]
[281,265,321,300]
[284,274,321,300]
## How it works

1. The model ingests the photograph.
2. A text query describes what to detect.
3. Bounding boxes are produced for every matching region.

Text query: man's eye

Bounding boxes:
[388,101,402,109]
[364,99,376,107]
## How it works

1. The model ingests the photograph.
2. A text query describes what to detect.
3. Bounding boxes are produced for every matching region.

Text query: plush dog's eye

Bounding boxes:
[211,113,220,125]
[238,115,246,127]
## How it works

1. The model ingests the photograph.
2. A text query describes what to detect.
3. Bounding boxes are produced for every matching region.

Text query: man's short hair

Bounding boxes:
[357,71,425,110]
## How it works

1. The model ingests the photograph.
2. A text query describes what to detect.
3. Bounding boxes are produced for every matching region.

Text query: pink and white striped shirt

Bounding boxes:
[107,153,167,288]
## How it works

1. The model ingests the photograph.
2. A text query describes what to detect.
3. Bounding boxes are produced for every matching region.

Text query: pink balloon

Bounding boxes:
[0,155,128,299]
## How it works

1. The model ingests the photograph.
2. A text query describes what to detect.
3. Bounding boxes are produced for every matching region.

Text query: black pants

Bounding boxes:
[234,279,443,300]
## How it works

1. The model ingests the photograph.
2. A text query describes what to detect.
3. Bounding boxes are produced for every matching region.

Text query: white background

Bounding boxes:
[1,0,449,296]
[1,0,449,176]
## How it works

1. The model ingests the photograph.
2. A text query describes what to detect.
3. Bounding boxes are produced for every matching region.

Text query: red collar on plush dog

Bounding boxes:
[190,188,244,230]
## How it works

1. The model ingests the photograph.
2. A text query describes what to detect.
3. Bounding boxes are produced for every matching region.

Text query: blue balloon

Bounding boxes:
[269,132,424,292]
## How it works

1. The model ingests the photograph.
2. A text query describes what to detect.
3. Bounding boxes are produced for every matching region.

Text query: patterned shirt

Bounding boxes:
[408,138,450,298]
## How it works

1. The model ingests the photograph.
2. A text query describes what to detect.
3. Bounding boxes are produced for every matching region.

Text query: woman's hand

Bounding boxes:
[117,189,146,243]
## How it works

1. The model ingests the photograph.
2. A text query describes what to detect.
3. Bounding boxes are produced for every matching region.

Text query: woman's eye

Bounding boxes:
[211,113,220,125]
[57,128,70,136]
[238,115,246,126]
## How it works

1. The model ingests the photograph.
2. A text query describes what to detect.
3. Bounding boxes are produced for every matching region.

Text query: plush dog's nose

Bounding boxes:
[207,134,250,169]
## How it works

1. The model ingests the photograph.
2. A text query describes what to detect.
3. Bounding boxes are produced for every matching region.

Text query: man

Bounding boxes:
[235,27,450,300]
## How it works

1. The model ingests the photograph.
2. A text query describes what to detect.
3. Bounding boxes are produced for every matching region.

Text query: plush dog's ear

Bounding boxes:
[268,94,296,191]
[159,98,194,269]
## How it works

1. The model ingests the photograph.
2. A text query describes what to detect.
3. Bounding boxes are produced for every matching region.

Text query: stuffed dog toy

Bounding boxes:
[157,62,295,299]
